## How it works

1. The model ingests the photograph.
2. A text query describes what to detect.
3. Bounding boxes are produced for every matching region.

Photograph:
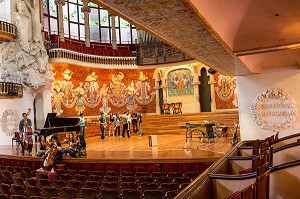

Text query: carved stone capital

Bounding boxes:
[54,0,66,6]
[81,5,91,13]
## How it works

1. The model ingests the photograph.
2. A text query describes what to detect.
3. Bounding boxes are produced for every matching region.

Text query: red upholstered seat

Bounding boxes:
[239,168,252,174]
[224,191,241,199]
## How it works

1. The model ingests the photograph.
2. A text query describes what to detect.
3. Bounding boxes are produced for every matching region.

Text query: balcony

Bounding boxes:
[0,19,17,42]
[0,75,23,98]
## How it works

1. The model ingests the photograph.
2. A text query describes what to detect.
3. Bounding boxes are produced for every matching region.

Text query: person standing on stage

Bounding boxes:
[122,112,130,138]
[108,112,115,137]
[19,112,33,155]
[137,111,143,136]
[114,113,121,137]
[79,113,85,137]
[99,112,106,139]
[131,112,138,133]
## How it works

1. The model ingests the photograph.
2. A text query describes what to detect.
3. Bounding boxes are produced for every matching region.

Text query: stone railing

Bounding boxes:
[0,20,17,41]
[48,48,137,67]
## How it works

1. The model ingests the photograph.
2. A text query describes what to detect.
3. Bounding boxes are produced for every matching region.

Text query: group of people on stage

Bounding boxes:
[98,111,143,139]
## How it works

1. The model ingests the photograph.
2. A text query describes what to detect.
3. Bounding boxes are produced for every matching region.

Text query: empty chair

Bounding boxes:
[136,176,153,184]
[66,169,77,176]
[21,167,33,178]
[139,183,158,192]
[60,187,78,199]
[84,181,100,192]
[10,184,25,195]
[120,171,134,177]
[26,186,42,197]
[101,182,118,190]
[143,190,164,199]
[119,182,138,191]
[105,171,118,176]
[99,189,119,199]
[135,172,149,178]
[179,183,190,190]
[53,179,67,191]
[0,183,11,195]
[5,166,15,174]
[173,177,191,185]
[74,174,87,183]
[159,183,179,193]
[54,169,66,176]
[12,177,24,185]
[103,176,118,183]
[183,172,199,180]
[80,187,98,199]
[89,175,102,183]
[13,167,22,174]
[151,172,166,179]
[92,171,104,176]
[28,196,46,199]
[10,195,27,199]
[24,178,37,187]
[120,189,141,199]
[37,179,52,188]
[119,176,135,183]
[1,171,13,184]
[167,172,182,179]
[68,180,83,192]
[0,195,8,199]
[79,170,90,177]
[36,173,48,180]
[42,186,59,198]
[60,174,73,182]
[165,190,179,199]
[155,177,173,185]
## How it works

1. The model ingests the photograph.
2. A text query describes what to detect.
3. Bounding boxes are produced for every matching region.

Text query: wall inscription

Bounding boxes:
[251,88,297,132]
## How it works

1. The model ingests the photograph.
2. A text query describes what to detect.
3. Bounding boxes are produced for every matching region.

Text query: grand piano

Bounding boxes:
[35,113,80,137]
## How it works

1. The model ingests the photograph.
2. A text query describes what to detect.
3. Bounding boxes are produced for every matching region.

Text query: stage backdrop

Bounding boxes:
[51,63,156,117]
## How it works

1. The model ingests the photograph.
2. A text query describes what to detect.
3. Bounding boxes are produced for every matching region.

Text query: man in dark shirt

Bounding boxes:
[137,111,142,136]
[99,112,106,139]
[131,112,138,133]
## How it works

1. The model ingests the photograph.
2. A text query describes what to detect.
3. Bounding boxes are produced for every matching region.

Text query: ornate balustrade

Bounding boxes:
[0,20,17,42]
[48,48,137,67]
[0,82,23,98]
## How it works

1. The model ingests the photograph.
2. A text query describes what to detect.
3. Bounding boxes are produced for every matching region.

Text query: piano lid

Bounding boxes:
[44,113,79,128]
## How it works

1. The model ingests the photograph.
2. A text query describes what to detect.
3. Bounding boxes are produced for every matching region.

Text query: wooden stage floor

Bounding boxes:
[1,134,232,164]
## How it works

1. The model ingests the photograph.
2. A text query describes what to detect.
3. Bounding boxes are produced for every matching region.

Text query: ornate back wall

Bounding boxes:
[51,63,156,117]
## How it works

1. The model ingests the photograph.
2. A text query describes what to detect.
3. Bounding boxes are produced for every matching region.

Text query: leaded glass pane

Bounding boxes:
[43,0,49,15]
[90,26,100,42]
[90,8,99,26]
[68,0,77,3]
[78,6,84,24]
[50,17,58,34]
[115,16,119,27]
[88,2,98,8]
[69,3,78,22]
[49,0,57,17]
[132,28,137,44]
[43,16,49,32]
[63,3,68,21]
[70,23,79,39]
[100,9,109,26]
[79,25,85,41]
[64,20,69,37]
[101,28,110,43]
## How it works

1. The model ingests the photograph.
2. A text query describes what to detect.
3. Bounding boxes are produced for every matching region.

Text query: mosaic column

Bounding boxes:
[193,81,201,113]
[209,75,217,111]
[110,14,117,50]
[54,0,66,42]
[81,0,91,47]
[155,81,161,115]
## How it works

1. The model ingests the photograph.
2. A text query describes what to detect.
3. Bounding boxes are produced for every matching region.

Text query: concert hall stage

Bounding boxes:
[0,134,232,172]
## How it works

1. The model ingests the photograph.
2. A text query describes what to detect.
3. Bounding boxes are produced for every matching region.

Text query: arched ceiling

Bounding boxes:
[94,0,300,75]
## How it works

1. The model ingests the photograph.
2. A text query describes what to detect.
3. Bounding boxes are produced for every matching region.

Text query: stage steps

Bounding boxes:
[85,110,239,138]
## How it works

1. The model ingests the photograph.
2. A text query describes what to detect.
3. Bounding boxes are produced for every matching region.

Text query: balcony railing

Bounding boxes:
[0,19,17,41]
[49,48,137,67]
[0,75,23,98]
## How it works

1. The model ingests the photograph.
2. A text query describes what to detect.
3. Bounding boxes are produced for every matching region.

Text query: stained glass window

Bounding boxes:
[100,10,109,26]
[43,0,49,15]
[70,23,79,39]
[50,18,58,33]
[49,0,57,17]
[101,28,110,42]
[68,3,78,22]
[90,26,100,42]
[88,2,98,8]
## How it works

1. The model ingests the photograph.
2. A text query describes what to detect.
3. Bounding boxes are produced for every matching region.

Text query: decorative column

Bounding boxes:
[81,0,91,47]
[110,14,117,49]
[54,0,66,42]
[209,75,217,112]
[155,80,161,115]
[193,81,201,113]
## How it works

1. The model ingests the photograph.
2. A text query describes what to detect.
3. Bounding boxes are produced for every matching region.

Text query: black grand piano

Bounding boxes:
[35,113,80,137]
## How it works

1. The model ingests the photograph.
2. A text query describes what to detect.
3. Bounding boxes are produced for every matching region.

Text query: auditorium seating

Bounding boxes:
[0,164,200,198]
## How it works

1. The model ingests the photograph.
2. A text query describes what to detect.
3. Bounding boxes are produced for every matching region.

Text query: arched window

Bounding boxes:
[43,0,137,44]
